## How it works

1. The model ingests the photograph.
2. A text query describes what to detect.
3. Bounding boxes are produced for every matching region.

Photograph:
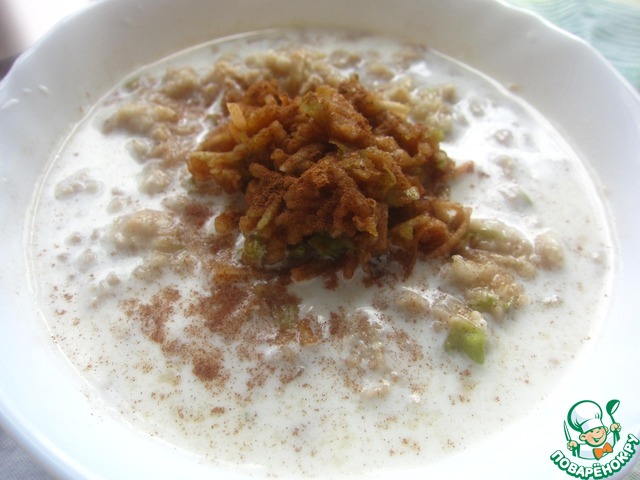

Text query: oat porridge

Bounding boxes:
[28,29,613,477]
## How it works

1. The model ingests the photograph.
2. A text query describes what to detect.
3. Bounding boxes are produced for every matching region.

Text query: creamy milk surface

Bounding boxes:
[28,30,613,477]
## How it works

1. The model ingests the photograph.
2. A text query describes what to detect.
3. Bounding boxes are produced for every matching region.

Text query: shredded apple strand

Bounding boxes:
[187,75,471,278]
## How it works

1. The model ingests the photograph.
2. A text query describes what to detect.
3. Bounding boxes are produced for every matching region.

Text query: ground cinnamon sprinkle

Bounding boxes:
[122,286,180,344]
[192,350,227,382]
[189,283,254,337]
[188,75,471,280]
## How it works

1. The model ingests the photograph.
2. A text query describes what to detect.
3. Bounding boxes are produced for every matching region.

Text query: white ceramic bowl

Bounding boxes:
[1,0,640,478]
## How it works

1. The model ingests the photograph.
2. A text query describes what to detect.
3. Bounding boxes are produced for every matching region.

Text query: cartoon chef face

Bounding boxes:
[580,426,609,447]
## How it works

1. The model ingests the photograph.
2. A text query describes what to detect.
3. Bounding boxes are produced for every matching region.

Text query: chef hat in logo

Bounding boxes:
[568,400,605,434]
